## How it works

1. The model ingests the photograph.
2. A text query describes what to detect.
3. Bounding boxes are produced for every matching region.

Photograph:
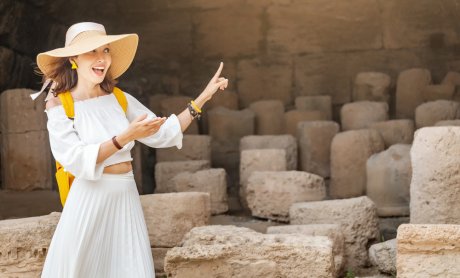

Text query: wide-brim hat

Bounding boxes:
[37,22,138,80]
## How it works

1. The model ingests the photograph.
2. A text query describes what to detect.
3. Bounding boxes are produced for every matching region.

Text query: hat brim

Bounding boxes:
[37,33,139,79]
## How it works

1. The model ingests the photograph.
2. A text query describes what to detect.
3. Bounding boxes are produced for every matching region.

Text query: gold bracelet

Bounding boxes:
[190,100,202,113]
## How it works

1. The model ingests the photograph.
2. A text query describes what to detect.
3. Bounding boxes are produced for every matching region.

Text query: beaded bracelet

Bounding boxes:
[187,103,201,119]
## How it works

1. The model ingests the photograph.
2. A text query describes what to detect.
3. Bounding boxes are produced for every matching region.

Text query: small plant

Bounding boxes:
[345,269,355,278]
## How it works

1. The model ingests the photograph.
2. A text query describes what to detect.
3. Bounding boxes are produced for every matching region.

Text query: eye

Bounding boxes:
[104,48,110,53]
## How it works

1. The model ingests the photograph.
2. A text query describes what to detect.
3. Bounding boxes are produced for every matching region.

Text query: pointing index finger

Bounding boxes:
[213,62,224,80]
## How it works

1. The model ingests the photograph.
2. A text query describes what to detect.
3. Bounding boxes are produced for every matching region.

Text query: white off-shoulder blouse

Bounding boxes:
[44,91,183,181]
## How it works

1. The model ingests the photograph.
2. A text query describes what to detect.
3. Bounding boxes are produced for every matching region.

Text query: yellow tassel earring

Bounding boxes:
[70,60,78,70]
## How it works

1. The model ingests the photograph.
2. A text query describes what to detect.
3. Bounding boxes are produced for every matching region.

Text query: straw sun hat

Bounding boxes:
[31,22,138,100]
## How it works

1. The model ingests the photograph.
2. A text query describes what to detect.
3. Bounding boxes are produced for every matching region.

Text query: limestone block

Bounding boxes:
[294,53,351,105]
[422,84,455,102]
[369,119,414,148]
[152,247,170,276]
[297,121,339,178]
[341,101,389,131]
[381,1,460,49]
[295,95,332,120]
[160,96,192,116]
[140,192,211,247]
[410,127,460,224]
[435,119,460,126]
[415,100,460,129]
[240,135,297,170]
[1,131,53,191]
[126,10,192,60]
[290,196,380,268]
[395,68,432,119]
[165,225,336,277]
[194,6,261,58]
[208,107,255,170]
[249,100,285,135]
[0,212,60,277]
[160,96,198,134]
[369,239,396,276]
[154,160,210,193]
[267,1,382,54]
[156,135,211,162]
[237,58,293,108]
[267,224,344,275]
[209,214,281,234]
[246,171,326,222]
[239,149,287,208]
[353,72,391,103]
[239,149,287,186]
[397,224,460,277]
[206,90,239,111]
[293,50,423,106]
[330,130,384,199]
[284,110,324,136]
[0,88,47,132]
[170,169,228,215]
[441,71,460,86]
[202,91,239,133]
[366,144,412,217]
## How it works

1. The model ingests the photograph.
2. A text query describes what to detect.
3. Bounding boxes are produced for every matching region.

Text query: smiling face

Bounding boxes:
[71,44,112,85]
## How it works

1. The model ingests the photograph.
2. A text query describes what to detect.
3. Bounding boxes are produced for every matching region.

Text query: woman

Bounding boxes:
[31,22,228,277]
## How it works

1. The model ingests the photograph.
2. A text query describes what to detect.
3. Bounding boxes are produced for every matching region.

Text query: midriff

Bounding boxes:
[103,161,133,174]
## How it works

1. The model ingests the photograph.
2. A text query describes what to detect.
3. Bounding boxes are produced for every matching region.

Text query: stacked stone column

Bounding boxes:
[410,127,460,224]
[0,89,53,191]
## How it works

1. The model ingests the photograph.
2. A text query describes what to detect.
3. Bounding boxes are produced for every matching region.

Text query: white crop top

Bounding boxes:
[44,91,183,181]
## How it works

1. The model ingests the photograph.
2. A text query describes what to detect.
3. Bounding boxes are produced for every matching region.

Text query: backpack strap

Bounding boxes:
[57,87,127,119]
[113,87,128,114]
[57,91,75,119]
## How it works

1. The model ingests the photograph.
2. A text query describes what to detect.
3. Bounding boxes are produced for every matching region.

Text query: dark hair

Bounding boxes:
[36,57,117,96]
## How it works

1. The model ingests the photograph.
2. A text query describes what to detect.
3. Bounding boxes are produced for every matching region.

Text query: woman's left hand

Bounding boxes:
[200,62,228,101]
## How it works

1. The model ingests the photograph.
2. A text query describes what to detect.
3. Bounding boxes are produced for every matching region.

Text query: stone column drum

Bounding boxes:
[297,121,339,178]
[410,127,460,224]
[330,129,384,199]
[366,144,412,217]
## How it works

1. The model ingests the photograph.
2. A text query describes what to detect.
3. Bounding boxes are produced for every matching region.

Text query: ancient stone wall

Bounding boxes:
[2,0,460,116]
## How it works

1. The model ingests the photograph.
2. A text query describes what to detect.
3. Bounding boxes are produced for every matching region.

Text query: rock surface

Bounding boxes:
[165,225,336,277]
[290,196,380,268]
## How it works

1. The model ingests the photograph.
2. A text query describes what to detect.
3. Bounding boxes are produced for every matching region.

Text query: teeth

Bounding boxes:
[93,67,104,70]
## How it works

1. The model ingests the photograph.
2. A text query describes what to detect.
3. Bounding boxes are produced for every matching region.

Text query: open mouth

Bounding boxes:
[92,66,105,77]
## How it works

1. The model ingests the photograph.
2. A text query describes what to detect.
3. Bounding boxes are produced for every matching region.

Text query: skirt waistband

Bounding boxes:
[100,170,134,180]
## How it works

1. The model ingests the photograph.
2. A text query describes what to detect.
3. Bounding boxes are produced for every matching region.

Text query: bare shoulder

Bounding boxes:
[45,93,62,110]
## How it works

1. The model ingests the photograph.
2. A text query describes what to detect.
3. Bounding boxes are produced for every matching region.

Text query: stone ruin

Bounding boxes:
[3,0,460,274]
[5,63,460,277]
[4,67,460,277]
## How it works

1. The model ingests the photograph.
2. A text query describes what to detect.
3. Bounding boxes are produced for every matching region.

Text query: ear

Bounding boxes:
[68,55,78,63]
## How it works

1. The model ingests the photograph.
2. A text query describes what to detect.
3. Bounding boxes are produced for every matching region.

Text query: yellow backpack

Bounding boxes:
[55,87,128,207]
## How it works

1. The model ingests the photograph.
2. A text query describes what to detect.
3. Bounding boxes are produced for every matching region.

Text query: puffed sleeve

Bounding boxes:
[45,106,105,180]
[125,92,183,149]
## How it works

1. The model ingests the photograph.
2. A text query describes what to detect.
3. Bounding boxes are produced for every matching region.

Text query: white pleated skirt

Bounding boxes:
[41,171,155,278]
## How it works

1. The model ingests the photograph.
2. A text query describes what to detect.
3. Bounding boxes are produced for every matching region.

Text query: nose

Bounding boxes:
[95,52,105,62]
